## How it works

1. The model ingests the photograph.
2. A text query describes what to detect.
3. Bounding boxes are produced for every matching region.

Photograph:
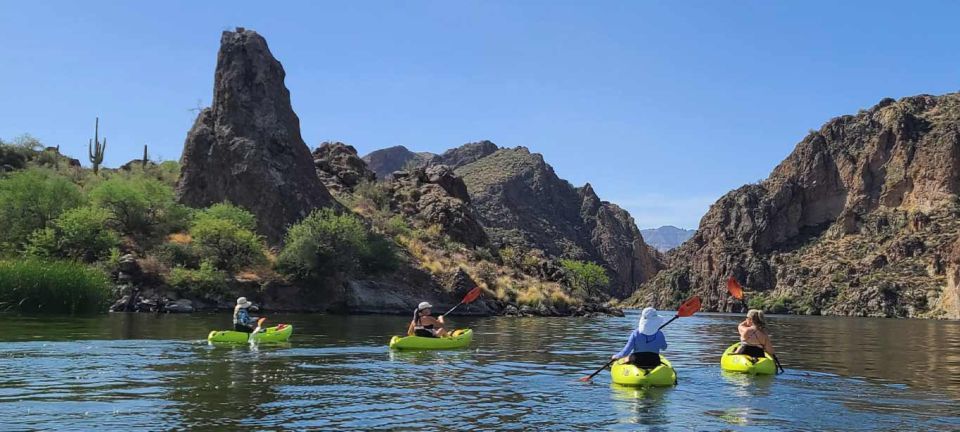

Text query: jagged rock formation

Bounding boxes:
[362,145,437,178]
[175,28,338,244]
[312,141,376,194]
[630,93,960,318]
[641,226,696,252]
[436,140,499,169]
[455,146,663,298]
[390,165,489,248]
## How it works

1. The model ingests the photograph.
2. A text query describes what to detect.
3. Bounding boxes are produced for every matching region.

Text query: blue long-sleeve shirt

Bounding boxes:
[615,330,667,358]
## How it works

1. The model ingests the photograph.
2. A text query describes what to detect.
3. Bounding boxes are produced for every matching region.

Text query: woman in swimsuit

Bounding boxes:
[407,301,447,337]
[736,309,774,358]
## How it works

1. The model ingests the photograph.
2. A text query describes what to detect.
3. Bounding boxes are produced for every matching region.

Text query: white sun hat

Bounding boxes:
[638,307,664,335]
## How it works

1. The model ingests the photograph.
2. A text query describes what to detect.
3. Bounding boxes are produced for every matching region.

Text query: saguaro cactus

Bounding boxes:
[142,144,149,168]
[89,117,106,174]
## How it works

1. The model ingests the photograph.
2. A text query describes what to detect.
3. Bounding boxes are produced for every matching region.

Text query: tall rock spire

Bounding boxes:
[176,28,338,244]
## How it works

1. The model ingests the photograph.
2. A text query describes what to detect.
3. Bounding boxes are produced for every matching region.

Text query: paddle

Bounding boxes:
[441,286,483,318]
[248,317,267,343]
[727,277,785,374]
[578,296,702,383]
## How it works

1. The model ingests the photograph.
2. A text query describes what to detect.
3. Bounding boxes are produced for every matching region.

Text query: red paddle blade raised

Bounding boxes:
[462,286,483,304]
[677,296,701,317]
[727,277,744,300]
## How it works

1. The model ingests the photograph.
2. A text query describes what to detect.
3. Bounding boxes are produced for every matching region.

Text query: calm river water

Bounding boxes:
[1,311,958,430]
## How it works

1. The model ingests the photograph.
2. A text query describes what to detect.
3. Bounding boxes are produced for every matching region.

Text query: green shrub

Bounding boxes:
[193,202,257,231]
[0,259,111,313]
[0,168,84,251]
[190,217,265,271]
[277,209,398,280]
[167,261,227,296]
[353,180,392,210]
[25,206,119,262]
[152,242,201,269]
[88,176,188,243]
[559,259,610,294]
[384,215,412,237]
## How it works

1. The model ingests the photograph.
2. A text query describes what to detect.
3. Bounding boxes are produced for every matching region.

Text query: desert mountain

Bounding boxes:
[362,146,437,179]
[628,93,960,318]
[452,145,663,298]
[641,226,696,252]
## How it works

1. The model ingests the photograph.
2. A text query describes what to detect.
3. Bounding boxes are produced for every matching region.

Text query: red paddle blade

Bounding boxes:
[462,286,483,304]
[677,296,701,317]
[727,277,744,300]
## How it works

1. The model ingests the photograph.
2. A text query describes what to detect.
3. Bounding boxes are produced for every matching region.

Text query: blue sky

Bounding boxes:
[3,1,959,229]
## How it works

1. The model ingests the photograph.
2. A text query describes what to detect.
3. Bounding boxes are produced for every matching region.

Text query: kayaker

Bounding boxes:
[611,307,667,368]
[736,309,774,358]
[407,302,447,338]
[233,297,259,333]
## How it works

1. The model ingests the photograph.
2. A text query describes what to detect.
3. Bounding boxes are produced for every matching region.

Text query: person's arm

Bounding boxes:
[437,315,445,325]
[658,331,668,351]
[763,333,775,355]
[613,332,637,359]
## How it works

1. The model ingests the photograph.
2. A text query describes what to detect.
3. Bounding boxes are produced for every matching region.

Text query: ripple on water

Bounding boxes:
[0,313,959,430]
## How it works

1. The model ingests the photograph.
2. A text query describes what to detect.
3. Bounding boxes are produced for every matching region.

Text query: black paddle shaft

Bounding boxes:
[657,314,679,332]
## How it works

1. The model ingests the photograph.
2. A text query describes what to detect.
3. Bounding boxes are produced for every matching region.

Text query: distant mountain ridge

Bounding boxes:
[640,226,695,252]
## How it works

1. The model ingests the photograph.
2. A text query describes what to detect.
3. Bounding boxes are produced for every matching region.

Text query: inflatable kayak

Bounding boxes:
[610,355,677,387]
[720,342,776,375]
[389,329,473,350]
[207,324,293,344]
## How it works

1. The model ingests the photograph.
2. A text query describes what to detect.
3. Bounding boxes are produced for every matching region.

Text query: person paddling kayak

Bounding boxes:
[233,297,260,333]
[736,309,774,358]
[611,307,668,368]
[407,302,447,337]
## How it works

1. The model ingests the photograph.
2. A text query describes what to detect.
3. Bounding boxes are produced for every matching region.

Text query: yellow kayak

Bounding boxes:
[720,342,776,375]
[207,324,293,344]
[610,355,677,387]
[389,329,473,350]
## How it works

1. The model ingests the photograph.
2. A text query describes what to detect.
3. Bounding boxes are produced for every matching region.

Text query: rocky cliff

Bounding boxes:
[312,141,376,194]
[362,145,437,179]
[641,226,696,252]
[630,93,960,318]
[454,146,663,298]
[176,29,338,244]
[389,165,489,248]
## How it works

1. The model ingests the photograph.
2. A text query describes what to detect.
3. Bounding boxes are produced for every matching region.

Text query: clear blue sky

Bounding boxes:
[3,1,959,229]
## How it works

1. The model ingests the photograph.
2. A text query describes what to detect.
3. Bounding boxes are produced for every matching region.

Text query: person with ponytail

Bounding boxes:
[736,309,775,358]
[406,301,447,338]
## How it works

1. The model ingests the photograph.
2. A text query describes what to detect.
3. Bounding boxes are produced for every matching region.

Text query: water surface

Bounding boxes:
[1,312,958,430]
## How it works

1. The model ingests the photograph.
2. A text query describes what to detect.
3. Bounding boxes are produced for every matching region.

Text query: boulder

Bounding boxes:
[312,141,377,193]
[176,28,339,244]
[390,166,489,248]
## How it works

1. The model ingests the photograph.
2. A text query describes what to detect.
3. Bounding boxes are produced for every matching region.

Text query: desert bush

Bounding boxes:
[0,259,111,313]
[559,259,610,294]
[167,261,228,296]
[152,242,201,269]
[88,176,189,244]
[0,168,84,251]
[276,209,398,280]
[193,202,257,231]
[190,216,265,271]
[354,179,392,211]
[25,206,119,262]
